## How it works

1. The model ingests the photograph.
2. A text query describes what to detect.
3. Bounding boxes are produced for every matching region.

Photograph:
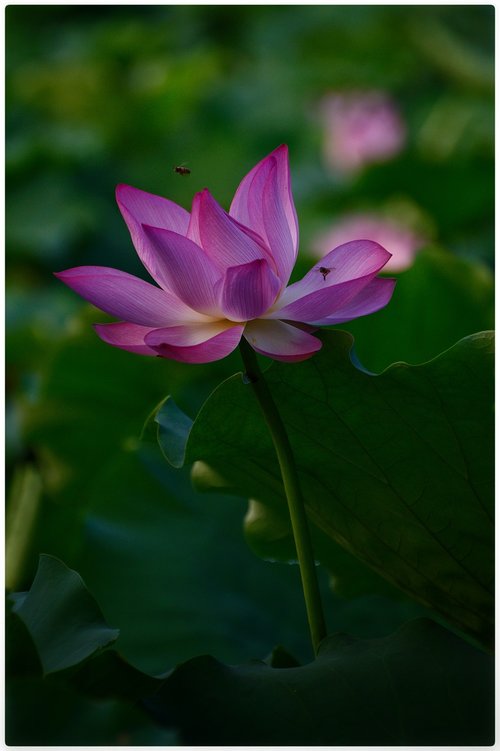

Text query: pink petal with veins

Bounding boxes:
[54,267,205,327]
[280,240,391,305]
[244,319,322,362]
[269,240,391,323]
[116,184,190,290]
[94,322,158,355]
[260,161,295,286]
[145,321,244,363]
[187,191,203,247]
[141,225,222,316]
[197,189,272,271]
[217,259,281,322]
[230,145,298,259]
[321,277,396,325]
[270,274,380,324]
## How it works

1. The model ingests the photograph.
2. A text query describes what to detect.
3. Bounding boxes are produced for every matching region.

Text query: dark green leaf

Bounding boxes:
[237,496,404,600]
[5,598,43,678]
[173,331,494,647]
[11,554,119,674]
[146,618,494,745]
[264,644,300,668]
[67,649,163,701]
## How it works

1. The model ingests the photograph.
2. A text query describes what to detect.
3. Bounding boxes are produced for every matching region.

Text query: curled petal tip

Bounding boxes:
[115,182,128,195]
[115,183,138,205]
[53,267,79,280]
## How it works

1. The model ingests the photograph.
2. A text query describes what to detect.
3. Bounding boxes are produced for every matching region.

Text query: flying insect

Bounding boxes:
[173,163,191,176]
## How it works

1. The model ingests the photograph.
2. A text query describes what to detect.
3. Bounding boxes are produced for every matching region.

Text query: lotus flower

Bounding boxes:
[321,91,406,175]
[55,146,395,363]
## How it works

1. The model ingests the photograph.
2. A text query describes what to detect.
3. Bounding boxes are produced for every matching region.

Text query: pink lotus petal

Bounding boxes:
[314,277,396,325]
[116,184,190,234]
[269,274,381,323]
[244,319,322,363]
[188,191,272,270]
[145,321,244,363]
[116,184,190,289]
[266,240,391,323]
[230,145,299,258]
[141,225,222,316]
[217,259,281,322]
[278,240,391,307]
[187,191,202,247]
[93,322,158,355]
[233,154,271,236]
[197,189,273,271]
[55,267,206,327]
[260,160,296,286]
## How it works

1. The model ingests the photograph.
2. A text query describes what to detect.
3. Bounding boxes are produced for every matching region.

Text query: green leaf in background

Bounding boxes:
[337,247,494,373]
[11,554,119,674]
[146,618,494,746]
[165,330,494,647]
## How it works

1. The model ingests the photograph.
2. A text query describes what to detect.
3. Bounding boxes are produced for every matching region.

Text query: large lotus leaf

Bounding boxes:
[161,330,494,647]
[10,554,119,674]
[146,618,494,746]
[335,247,494,374]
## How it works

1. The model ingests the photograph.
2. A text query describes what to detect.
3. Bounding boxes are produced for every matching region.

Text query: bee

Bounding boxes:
[173,163,191,176]
[318,266,332,281]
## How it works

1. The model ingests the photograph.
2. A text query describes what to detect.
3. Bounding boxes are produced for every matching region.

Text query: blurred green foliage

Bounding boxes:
[6,5,494,745]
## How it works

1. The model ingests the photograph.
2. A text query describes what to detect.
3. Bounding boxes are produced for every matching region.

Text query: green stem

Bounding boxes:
[239,338,327,656]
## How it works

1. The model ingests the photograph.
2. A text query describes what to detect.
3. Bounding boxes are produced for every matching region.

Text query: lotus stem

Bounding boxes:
[239,338,327,656]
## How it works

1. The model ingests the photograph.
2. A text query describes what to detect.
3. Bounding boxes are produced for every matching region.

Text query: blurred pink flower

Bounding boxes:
[312,213,425,273]
[321,91,406,174]
[55,146,395,364]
